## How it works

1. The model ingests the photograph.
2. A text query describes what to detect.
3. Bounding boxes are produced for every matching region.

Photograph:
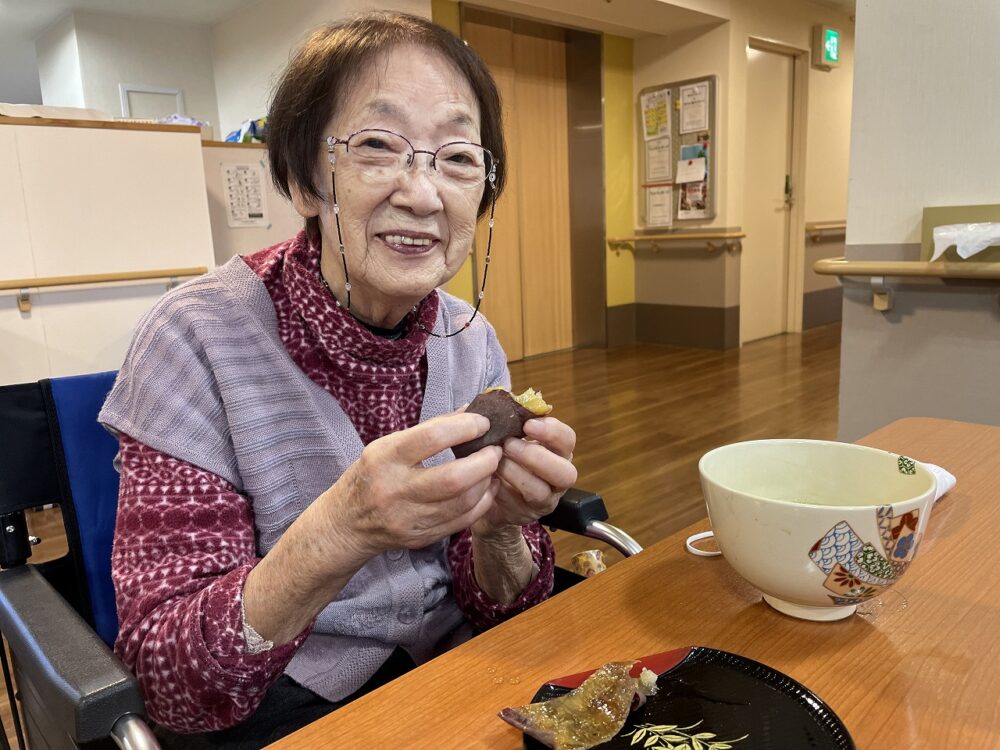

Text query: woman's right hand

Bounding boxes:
[326,412,502,559]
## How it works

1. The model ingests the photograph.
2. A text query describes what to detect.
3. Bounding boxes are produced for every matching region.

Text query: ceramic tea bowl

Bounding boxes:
[698,439,937,621]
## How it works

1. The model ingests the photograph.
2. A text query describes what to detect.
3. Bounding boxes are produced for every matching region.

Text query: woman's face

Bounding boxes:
[302,44,486,319]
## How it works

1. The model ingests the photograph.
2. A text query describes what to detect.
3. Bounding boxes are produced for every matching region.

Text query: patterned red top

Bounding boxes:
[111,234,554,732]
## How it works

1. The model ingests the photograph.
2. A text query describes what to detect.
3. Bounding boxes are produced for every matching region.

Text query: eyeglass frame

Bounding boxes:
[324,128,498,189]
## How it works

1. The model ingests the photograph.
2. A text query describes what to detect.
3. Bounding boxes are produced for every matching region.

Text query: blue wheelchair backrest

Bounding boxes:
[40,372,121,645]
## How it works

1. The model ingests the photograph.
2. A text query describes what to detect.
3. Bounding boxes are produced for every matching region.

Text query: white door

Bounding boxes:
[741,46,794,343]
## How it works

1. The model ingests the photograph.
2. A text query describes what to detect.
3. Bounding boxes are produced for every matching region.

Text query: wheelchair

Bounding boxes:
[0,372,640,749]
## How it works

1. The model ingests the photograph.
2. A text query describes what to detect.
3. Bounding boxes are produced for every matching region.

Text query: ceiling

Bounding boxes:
[0,0,856,42]
[0,0,260,40]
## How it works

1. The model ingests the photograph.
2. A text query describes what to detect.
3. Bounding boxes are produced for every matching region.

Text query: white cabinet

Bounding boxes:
[0,119,215,385]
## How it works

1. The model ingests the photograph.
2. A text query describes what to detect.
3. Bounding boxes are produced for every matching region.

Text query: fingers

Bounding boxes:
[383,412,490,465]
[408,445,503,502]
[522,417,576,460]
[500,437,578,494]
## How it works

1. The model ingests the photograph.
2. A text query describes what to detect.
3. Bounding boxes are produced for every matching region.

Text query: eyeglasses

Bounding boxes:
[326,129,497,190]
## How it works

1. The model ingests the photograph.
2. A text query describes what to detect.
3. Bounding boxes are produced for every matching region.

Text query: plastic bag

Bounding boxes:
[931,222,1000,260]
[225,117,267,144]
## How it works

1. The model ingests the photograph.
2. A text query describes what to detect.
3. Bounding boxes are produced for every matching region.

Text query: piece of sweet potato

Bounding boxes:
[452,388,551,458]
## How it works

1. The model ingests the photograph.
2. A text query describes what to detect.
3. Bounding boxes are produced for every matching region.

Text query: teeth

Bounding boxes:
[384,234,432,247]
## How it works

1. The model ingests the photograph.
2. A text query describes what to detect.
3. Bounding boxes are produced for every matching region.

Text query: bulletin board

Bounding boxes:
[636,75,717,229]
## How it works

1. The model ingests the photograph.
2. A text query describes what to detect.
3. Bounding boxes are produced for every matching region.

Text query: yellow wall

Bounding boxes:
[603,34,636,307]
[433,0,476,303]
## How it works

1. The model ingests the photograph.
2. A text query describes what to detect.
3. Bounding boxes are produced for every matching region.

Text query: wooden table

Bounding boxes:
[271,418,1000,748]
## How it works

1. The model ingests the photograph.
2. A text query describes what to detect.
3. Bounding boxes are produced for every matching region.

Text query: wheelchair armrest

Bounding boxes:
[0,565,152,745]
[541,488,643,557]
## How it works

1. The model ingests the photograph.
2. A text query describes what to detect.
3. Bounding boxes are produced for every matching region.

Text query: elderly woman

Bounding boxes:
[98,11,577,749]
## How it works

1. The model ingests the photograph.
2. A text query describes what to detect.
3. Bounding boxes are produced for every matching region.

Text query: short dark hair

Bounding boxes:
[266,12,506,236]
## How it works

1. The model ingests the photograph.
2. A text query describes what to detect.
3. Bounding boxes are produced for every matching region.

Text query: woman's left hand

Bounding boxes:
[471,416,578,538]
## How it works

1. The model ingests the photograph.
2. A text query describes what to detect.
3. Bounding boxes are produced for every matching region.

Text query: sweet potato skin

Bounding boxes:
[453,390,537,458]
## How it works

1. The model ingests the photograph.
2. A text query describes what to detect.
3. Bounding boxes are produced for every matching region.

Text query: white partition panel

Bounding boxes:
[15,126,214,275]
[0,129,36,279]
[0,121,215,385]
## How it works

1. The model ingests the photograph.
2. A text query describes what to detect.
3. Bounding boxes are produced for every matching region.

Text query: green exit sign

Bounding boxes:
[812,25,842,70]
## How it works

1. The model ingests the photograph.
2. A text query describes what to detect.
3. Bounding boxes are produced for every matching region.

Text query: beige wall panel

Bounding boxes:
[634,251,728,308]
[848,0,1000,245]
[513,25,573,357]
[0,306,50,384]
[32,284,167,379]
[202,145,305,265]
[463,13,525,362]
[804,238,843,293]
[0,128,35,279]
[15,126,215,276]
[839,274,1000,440]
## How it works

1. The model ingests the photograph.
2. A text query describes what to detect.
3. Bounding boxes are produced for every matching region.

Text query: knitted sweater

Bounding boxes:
[100,234,555,727]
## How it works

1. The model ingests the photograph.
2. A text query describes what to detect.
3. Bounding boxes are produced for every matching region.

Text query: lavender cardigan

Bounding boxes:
[99,256,509,701]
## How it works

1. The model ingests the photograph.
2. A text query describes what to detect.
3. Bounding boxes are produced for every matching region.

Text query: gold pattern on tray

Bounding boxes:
[623,721,749,750]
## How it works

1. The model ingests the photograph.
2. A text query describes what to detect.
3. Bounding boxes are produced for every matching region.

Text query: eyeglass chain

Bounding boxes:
[319,163,496,339]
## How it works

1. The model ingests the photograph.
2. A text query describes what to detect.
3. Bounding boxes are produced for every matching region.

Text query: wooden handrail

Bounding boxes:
[0,117,200,134]
[813,257,1000,280]
[805,221,846,232]
[814,256,1000,312]
[1,267,208,313]
[805,221,846,242]
[0,267,208,292]
[608,231,745,253]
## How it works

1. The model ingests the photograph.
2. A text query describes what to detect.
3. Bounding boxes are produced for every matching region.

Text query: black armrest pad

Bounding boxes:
[0,565,146,743]
[540,488,608,535]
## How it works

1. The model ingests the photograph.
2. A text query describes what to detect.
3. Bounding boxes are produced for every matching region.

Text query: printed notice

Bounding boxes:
[645,136,672,182]
[641,89,671,141]
[679,81,709,134]
[223,163,268,228]
[675,157,706,184]
[646,185,673,227]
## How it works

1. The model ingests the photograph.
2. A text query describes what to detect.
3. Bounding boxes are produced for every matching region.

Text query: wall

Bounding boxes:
[630,0,854,347]
[729,0,854,331]
[0,122,215,384]
[603,34,637,345]
[211,0,430,140]
[432,0,475,303]
[202,144,306,266]
[0,39,43,105]
[70,11,220,137]
[35,14,86,108]
[838,0,1000,440]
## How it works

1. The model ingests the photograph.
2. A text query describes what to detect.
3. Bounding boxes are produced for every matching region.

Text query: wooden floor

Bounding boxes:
[509,323,841,570]
[1,323,840,746]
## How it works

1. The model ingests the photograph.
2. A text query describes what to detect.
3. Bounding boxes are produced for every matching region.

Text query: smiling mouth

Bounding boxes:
[377,232,439,254]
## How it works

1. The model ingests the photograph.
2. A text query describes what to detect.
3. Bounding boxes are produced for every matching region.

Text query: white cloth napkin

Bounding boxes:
[685,460,956,557]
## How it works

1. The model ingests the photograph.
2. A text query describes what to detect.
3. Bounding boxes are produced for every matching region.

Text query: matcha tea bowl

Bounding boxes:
[698,439,937,622]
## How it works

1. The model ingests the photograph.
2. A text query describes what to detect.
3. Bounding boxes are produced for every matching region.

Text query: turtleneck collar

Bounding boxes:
[281,232,440,368]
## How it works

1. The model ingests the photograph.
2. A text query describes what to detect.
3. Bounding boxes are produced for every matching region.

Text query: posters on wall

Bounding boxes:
[676,141,710,220]
[646,185,673,228]
[641,89,671,141]
[644,136,672,182]
[679,81,709,134]
[222,163,268,228]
